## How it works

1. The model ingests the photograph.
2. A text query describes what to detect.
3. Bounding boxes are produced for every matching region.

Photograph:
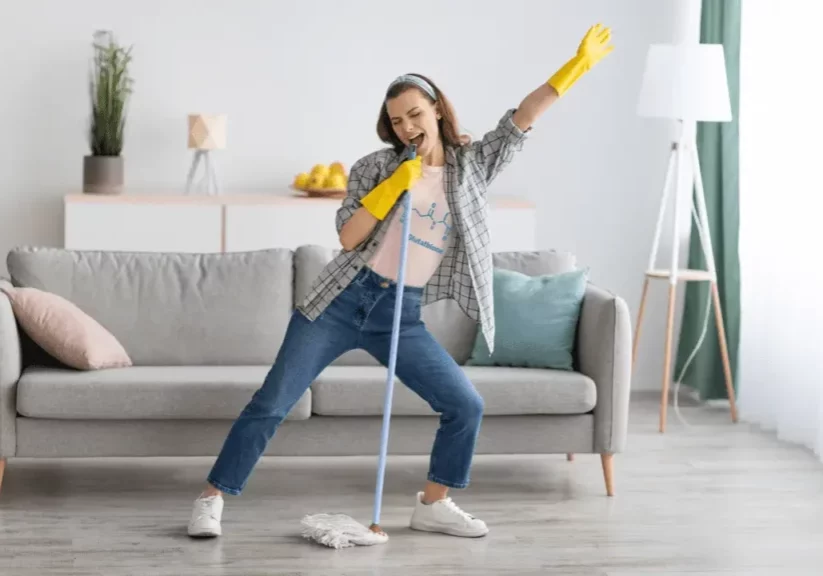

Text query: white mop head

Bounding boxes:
[300,513,389,549]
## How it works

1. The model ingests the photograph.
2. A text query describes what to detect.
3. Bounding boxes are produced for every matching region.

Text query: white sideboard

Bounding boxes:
[63,192,537,253]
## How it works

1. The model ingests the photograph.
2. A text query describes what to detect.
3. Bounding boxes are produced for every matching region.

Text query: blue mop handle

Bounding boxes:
[372,144,416,527]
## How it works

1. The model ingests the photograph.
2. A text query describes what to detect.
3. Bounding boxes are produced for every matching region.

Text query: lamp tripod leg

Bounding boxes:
[208,153,220,195]
[634,142,678,411]
[185,151,203,195]
[659,139,685,432]
[646,143,680,275]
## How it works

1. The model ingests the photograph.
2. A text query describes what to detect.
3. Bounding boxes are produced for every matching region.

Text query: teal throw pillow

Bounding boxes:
[468,266,588,370]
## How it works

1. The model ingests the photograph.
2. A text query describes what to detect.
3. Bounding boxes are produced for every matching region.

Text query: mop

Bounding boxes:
[300,144,417,549]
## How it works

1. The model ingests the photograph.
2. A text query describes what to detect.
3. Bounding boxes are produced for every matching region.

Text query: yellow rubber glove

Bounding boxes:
[548,23,614,97]
[361,156,423,220]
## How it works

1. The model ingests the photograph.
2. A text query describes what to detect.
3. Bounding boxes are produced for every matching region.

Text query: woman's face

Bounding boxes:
[386,88,441,159]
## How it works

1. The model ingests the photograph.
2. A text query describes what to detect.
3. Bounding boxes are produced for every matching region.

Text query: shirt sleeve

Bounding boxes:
[468,108,530,186]
[335,155,378,235]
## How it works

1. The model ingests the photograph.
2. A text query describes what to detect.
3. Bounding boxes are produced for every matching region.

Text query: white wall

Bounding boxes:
[0,0,701,391]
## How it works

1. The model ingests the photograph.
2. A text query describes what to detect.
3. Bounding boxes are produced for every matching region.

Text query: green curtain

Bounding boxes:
[674,0,742,401]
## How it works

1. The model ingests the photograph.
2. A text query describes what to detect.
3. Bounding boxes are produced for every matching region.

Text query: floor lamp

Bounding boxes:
[634,43,739,432]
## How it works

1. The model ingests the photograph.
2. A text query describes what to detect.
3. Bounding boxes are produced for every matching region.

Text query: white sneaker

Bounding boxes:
[188,494,223,537]
[409,491,489,538]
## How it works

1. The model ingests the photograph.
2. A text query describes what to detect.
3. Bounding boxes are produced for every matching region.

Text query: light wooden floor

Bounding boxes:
[1,394,822,575]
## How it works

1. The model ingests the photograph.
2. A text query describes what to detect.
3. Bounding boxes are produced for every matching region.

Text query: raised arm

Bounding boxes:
[512,23,614,131]
[469,24,613,187]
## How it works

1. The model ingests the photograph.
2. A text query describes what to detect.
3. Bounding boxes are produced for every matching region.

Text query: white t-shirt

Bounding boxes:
[368,164,453,287]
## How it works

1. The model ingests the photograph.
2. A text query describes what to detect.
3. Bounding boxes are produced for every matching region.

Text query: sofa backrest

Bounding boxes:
[6,246,293,366]
[6,244,578,368]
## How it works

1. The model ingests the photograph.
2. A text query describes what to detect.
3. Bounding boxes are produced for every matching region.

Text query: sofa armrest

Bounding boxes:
[0,280,20,458]
[575,282,632,454]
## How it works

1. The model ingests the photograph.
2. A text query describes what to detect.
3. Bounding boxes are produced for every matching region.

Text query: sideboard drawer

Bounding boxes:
[64,202,223,253]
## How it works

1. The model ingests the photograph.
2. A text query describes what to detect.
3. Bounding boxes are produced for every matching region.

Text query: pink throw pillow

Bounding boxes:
[0,284,132,370]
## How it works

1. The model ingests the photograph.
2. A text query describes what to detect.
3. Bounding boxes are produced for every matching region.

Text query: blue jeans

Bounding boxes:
[206,267,485,496]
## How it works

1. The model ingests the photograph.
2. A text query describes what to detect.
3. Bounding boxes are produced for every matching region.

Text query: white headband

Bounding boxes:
[387,74,437,100]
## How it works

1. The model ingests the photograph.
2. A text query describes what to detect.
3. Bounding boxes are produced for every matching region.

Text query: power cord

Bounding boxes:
[671,203,714,428]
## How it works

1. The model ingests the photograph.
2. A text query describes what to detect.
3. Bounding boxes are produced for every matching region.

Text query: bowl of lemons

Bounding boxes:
[292,162,348,198]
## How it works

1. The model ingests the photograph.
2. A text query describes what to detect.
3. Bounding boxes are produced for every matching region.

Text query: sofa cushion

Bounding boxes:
[6,247,293,366]
[16,366,311,420]
[310,365,596,416]
[468,267,588,370]
[0,284,132,371]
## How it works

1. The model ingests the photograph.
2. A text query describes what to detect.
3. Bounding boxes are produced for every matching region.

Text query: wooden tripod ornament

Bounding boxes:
[632,121,738,432]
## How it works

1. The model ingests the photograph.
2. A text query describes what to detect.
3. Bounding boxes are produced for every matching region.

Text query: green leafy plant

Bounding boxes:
[88,30,133,157]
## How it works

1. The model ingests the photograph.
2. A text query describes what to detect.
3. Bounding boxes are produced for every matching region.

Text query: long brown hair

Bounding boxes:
[376,73,469,153]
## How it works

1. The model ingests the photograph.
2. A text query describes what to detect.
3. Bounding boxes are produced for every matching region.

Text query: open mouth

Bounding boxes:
[411,134,425,147]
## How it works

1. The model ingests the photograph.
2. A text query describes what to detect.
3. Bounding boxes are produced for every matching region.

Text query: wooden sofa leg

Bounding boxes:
[601,453,614,496]
[0,458,5,495]
[566,453,574,461]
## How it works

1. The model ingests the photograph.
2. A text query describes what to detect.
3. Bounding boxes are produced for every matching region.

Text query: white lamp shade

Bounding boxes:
[188,114,227,150]
[636,43,732,122]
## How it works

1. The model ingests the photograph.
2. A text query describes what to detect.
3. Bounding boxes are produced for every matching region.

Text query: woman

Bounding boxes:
[188,23,613,539]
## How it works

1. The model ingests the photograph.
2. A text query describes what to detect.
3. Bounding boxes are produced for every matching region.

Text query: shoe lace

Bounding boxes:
[194,498,218,520]
[441,498,475,522]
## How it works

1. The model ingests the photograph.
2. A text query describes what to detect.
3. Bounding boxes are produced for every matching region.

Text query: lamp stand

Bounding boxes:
[632,120,738,432]
[185,150,220,195]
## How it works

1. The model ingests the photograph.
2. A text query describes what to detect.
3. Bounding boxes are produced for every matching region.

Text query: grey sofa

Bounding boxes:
[0,245,631,497]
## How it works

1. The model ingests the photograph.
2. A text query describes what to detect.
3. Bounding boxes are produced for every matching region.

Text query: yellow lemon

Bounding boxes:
[324,172,347,191]
[308,173,326,189]
[293,172,310,189]
[310,164,329,178]
[329,162,346,176]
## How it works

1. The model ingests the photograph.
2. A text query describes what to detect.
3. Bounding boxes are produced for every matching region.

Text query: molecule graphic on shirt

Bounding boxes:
[400,202,452,242]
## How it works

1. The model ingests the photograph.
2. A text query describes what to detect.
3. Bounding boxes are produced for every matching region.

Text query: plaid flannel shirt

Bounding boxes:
[297,108,530,352]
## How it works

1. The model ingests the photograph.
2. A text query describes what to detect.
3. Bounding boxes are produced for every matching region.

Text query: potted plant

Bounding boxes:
[83,30,133,194]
